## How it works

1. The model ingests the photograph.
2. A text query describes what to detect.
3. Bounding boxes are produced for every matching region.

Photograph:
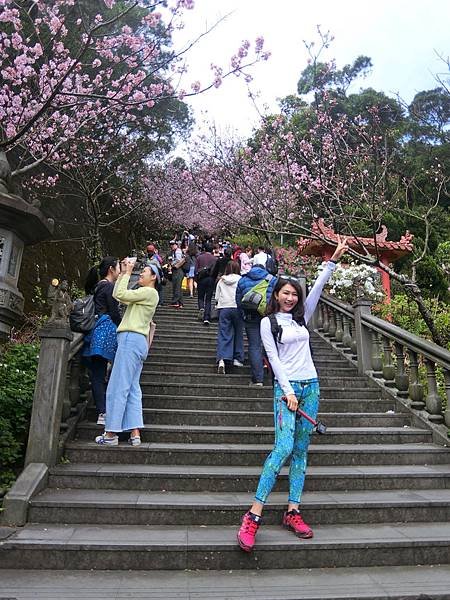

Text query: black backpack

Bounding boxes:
[197,264,213,281]
[70,294,96,333]
[265,254,279,276]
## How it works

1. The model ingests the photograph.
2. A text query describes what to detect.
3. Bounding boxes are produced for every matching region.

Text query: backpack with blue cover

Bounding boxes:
[241,274,273,316]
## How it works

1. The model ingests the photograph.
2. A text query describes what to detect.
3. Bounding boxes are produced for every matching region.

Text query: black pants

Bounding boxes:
[171,268,184,305]
[197,276,214,320]
[90,356,108,415]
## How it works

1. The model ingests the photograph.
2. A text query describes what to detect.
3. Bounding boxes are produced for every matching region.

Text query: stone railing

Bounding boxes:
[313,294,450,434]
[2,323,89,526]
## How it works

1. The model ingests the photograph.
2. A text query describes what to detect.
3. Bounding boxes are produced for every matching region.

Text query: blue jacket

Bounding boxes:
[236,266,277,319]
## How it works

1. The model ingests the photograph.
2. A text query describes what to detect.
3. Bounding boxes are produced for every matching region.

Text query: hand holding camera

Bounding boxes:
[121,256,137,275]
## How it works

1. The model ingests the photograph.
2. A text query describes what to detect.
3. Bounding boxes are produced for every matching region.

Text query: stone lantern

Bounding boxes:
[0,152,54,340]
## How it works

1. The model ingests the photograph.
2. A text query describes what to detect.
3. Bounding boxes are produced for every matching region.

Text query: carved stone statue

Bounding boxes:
[0,151,12,195]
[47,279,73,325]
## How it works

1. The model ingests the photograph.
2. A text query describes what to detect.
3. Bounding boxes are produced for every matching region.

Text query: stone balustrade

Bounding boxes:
[2,323,88,526]
[315,293,450,430]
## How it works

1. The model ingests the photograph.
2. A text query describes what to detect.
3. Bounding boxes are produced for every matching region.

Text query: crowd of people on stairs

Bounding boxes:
[73,231,348,553]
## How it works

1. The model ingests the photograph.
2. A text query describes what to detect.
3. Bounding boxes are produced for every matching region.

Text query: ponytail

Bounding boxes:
[84,265,99,295]
[84,256,118,295]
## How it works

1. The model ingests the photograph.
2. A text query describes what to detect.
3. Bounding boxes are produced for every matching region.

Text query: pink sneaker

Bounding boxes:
[282,509,313,538]
[237,511,261,552]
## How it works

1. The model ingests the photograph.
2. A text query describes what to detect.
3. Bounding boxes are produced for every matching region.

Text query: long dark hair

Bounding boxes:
[187,242,198,257]
[84,256,118,295]
[266,277,305,325]
[225,260,240,275]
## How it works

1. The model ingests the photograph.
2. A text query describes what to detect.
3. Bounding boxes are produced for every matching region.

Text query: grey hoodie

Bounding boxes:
[215,273,241,309]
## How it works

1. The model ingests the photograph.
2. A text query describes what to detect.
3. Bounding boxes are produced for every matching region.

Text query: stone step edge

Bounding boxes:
[4,521,450,549]
[77,424,429,434]
[139,394,391,402]
[1,565,450,600]
[100,408,406,418]
[141,372,369,381]
[50,463,450,478]
[139,383,380,392]
[65,441,448,452]
[30,487,450,507]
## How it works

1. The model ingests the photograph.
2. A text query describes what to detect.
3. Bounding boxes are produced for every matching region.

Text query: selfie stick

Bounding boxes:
[282,397,327,434]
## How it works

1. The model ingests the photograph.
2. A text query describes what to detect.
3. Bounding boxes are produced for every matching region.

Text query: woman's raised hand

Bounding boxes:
[120,258,134,275]
[331,235,349,262]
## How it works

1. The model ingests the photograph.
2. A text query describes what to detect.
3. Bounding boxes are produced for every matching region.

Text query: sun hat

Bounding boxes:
[148,263,161,282]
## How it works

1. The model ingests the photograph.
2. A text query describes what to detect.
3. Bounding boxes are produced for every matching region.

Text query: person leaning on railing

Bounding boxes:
[95,258,159,447]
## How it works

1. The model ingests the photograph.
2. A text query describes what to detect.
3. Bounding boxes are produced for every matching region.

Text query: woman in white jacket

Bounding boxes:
[215,260,244,374]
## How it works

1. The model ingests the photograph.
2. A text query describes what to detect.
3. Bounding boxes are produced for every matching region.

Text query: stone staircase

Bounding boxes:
[1,296,450,595]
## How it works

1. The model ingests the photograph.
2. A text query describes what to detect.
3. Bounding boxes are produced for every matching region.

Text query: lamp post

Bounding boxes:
[0,152,54,341]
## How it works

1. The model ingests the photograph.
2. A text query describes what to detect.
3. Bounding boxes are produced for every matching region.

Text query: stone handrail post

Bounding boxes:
[425,360,443,424]
[2,323,85,526]
[25,324,73,466]
[352,298,373,375]
[316,292,450,435]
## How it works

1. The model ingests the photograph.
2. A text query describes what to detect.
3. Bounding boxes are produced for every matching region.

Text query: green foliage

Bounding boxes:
[408,88,450,143]
[297,55,372,96]
[0,343,39,491]
[415,255,449,300]
[230,233,263,249]
[436,241,450,271]
[376,294,450,350]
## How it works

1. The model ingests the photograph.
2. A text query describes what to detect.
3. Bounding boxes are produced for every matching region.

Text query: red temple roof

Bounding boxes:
[297,219,414,263]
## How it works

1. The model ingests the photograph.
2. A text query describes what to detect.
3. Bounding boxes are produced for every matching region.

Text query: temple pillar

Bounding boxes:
[322,247,333,261]
[378,257,391,303]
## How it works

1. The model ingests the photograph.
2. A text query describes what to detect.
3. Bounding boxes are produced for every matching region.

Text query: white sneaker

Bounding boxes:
[128,435,141,446]
[217,360,225,374]
[233,360,244,367]
[97,413,106,426]
[95,433,118,445]
[249,382,264,387]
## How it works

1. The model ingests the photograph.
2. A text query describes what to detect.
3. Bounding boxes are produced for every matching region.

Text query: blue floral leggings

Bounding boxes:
[254,379,320,505]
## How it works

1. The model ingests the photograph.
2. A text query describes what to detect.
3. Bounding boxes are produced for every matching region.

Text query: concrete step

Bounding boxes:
[139,395,398,412]
[49,463,450,493]
[2,522,450,570]
[64,441,450,467]
[76,423,431,445]
[86,407,410,428]
[151,338,339,352]
[146,355,357,369]
[140,372,373,388]
[154,332,224,343]
[28,488,450,526]
[139,381,382,399]
[2,565,450,599]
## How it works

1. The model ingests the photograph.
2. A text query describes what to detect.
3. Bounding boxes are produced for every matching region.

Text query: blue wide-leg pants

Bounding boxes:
[105,331,148,432]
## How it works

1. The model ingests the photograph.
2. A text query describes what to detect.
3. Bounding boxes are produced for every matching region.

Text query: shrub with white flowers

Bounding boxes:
[319,261,385,304]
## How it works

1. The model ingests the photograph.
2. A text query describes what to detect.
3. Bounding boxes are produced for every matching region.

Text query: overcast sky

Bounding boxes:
[173,0,450,140]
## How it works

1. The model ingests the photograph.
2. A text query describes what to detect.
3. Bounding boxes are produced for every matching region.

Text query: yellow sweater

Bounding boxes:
[113,274,158,337]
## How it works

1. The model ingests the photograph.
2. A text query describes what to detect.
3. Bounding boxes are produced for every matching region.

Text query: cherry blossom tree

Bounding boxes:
[152,91,447,343]
[1,0,269,186]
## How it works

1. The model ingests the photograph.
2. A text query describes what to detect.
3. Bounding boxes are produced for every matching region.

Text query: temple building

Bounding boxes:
[297,218,414,301]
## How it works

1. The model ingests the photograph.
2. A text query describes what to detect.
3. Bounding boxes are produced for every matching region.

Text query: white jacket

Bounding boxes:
[215,274,241,309]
